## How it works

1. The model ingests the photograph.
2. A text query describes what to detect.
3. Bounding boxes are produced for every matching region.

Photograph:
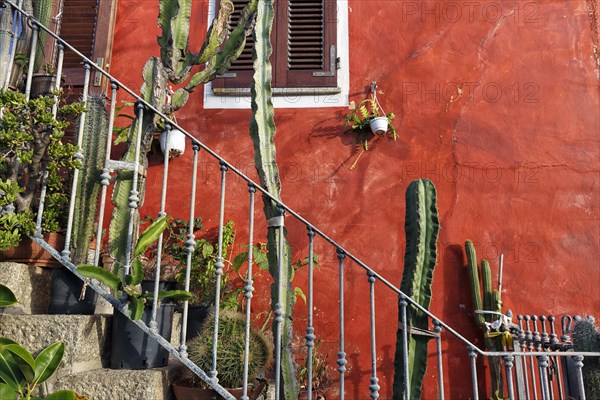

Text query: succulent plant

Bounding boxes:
[393,178,440,400]
[187,309,272,389]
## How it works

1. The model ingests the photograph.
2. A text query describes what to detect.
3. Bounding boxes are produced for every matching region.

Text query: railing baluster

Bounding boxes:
[525,315,539,400]
[538,355,551,400]
[469,346,479,400]
[62,62,91,260]
[179,143,200,357]
[51,42,64,117]
[3,0,23,89]
[399,294,410,400]
[241,183,256,400]
[24,23,37,100]
[504,354,515,400]
[150,123,174,333]
[433,320,444,400]
[93,82,118,266]
[209,162,228,382]
[367,271,380,399]
[548,316,565,400]
[305,227,316,400]
[33,171,48,238]
[273,206,285,400]
[517,315,531,399]
[337,248,347,400]
[572,355,586,400]
[121,100,143,276]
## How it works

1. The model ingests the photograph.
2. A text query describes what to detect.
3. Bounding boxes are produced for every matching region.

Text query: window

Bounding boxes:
[205,0,348,108]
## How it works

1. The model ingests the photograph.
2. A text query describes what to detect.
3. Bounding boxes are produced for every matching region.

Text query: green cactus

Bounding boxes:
[186,309,272,389]
[31,0,53,72]
[108,0,257,265]
[572,317,600,399]
[464,240,504,399]
[247,0,298,398]
[392,178,440,400]
[71,95,109,264]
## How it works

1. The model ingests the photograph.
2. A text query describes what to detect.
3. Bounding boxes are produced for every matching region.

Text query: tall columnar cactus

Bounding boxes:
[248,0,298,398]
[31,0,53,71]
[465,240,504,399]
[71,95,109,264]
[393,178,440,400]
[109,0,257,264]
[572,317,600,399]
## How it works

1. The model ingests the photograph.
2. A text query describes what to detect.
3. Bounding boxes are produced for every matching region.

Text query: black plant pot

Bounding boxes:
[186,304,212,340]
[48,267,97,315]
[110,302,174,369]
[30,73,57,98]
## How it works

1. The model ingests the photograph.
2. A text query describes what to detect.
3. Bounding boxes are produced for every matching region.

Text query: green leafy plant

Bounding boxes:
[77,216,192,320]
[186,309,272,389]
[0,89,84,251]
[0,284,17,308]
[146,216,268,309]
[0,339,86,400]
[297,339,330,396]
[344,96,397,149]
[393,178,439,400]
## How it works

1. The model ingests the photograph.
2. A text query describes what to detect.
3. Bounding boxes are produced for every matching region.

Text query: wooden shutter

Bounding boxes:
[60,0,97,70]
[213,0,337,92]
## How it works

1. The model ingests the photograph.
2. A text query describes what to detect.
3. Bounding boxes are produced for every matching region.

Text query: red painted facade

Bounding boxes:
[110,1,600,398]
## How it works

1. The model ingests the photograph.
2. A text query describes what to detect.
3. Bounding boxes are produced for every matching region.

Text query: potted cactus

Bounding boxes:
[172,309,272,400]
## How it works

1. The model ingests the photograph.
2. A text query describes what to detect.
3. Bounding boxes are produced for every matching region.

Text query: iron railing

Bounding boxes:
[1,2,598,399]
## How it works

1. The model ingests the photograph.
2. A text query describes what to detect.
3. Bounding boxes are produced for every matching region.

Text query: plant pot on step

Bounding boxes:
[172,380,266,400]
[369,117,389,135]
[0,232,64,267]
[299,390,327,400]
[110,301,174,369]
[30,73,58,98]
[48,267,97,314]
[159,128,186,158]
[185,304,212,340]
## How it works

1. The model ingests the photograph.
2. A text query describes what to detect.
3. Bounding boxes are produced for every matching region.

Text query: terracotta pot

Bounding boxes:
[30,73,57,98]
[0,232,64,267]
[172,380,266,400]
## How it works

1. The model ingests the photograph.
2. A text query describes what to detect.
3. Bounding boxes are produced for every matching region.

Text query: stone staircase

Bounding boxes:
[0,262,180,400]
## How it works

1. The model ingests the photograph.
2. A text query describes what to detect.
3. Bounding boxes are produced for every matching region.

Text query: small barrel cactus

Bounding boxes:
[187,309,272,389]
[572,316,600,399]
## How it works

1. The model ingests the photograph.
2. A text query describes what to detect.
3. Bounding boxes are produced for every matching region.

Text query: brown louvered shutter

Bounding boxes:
[213,0,337,92]
[60,0,97,70]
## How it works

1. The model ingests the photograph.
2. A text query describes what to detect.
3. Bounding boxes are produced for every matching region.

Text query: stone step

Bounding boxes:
[0,261,52,314]
[0,314,111,377]
[46,365,179,400]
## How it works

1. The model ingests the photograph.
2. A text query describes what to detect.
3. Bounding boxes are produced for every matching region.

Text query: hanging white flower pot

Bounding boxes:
[369,117,389,135]
[160,128,186,158]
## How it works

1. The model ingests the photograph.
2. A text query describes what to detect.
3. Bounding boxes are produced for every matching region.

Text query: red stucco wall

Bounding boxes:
[110,1,600,398]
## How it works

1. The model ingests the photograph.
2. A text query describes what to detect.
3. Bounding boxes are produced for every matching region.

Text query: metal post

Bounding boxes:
[433,320,444,400]
[179,143,200,357]
[240,184,256,400]
[51,42,63,117]
[273,206,285,400]
[504,354,515,400]
[572,355,586,400]
[469,347,479,400]
[210,162,228,382]
[305,227,316,400]
[367,271,380,399]
[400,295,410,400]
[121,100,144,275]
[62,63,91,260]
[337,248,347,400]
[33,171,48,238]
[3,0,23,89]
[150,123,174,333]
[93,82,118,266]
[24,23,37,100]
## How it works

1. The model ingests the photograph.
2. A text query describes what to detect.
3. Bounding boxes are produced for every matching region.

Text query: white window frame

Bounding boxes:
[203,0,349,109]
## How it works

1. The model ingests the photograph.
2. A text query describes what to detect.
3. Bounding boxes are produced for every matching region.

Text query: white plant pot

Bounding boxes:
[160,128,186,158]
[369,117,389,135]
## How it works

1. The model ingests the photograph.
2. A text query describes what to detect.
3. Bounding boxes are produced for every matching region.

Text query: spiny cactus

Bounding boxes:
[392,178,440,400]
[31,0,53,72]
[109,0,257,264]
[248,0,299,397]
[187,309,272,389]
[71,95,109,264]
[465,240,504,399]
[572,317,600,399]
